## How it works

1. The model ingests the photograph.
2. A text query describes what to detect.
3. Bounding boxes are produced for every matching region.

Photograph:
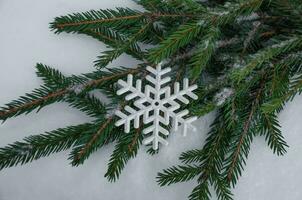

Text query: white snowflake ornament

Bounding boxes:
[115,63,198,150]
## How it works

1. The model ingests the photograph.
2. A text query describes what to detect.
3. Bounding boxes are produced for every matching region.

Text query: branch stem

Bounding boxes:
[0,68,140,119]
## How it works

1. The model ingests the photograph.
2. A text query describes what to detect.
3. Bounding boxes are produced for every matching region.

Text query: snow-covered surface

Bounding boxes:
[0,1,302,199]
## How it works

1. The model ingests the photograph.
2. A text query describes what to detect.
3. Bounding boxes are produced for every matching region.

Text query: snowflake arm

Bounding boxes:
[142,108,169,150]
[162,78,198,137]
[163,107,198,136]
[115,63,198,150]
[115,74,152,133]
[163,78,198,104]
[116,74,147,101]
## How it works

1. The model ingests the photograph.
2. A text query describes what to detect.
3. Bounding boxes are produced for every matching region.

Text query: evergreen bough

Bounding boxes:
[1,0,302,199]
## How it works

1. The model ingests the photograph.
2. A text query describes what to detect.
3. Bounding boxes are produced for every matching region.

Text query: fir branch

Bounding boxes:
[258,112,288,155]
[105,125,143,182]
[94,22,151,68]
[232,37,302,83]
[138,0,204,14]
[194,111,233,200]
[261,53,302,113]
[81,28,144,61]
[180,149,203,164]
[208,0,264,27]
[65,93,107,118]
[212,175,233,200]
[0,87,68,122]
[36,63,71,89]
[0,67,140,122]
[148,21,202,63]
[157,165,201,186]
[70,117,114,166]
[225,77,266,186]
[190,27,220,79]
[0,123,94,170]
[50,8,143,33]
[189,182,211,200]
[51,8,193,34]
[158,109,233,199]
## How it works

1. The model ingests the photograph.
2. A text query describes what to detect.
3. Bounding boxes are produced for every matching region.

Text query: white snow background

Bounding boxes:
[0,1,302,199]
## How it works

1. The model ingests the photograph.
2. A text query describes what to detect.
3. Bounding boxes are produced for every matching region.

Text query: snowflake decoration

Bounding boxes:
[115,63,198,150]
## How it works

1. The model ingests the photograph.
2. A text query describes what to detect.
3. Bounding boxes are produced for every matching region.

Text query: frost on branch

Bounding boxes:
[115,63,198,150]
[214,88,234,106]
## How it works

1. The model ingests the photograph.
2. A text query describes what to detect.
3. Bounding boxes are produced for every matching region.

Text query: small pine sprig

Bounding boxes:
[0,123,95,170]
[70,117,115,166]
[105,125,143,182]
[157,165,201,186]
[148,21,202,63]
[50,8,144,33]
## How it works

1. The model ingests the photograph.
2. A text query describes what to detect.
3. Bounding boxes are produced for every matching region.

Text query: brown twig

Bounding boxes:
[86,29,116,42]
[128,123,143,152]
[77,68,140,89]
[55,13,193,29]
[0,68,141,119]
[260,30,276,38]
[76,117,113,161]
[56,15,144,29]
[227,77,265,181]
[0,89,68,118]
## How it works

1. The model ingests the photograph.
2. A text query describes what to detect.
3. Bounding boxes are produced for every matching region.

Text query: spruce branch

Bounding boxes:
[157,165,201,186]
[261,53,302,113]
[36,63,72,89]
[212,175,233,200]
[188,182,211,200]
[70,117,114,166]
[0,66,140,122]
[263,72,302,113]
[79,28,145,61]
[128,123,143,152]
[65,93,107,118]
[207,0,264,27]
[35,64,108,118]
[225,76,266,186]
[94,22,151,68]
[105,125,143,182]
[190,110,233,200]
[190,27,220,80]
[242,21,262,54]
[50,8,144,33]
[0,123,94,170]
[232,37,302,83]
[138,0,204,14]
[158,109,233,199]
[258,112,288,155]
[148,21,202,63]
[0,87,68,122]
[51,8,193,34]
[179,149,204,164]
